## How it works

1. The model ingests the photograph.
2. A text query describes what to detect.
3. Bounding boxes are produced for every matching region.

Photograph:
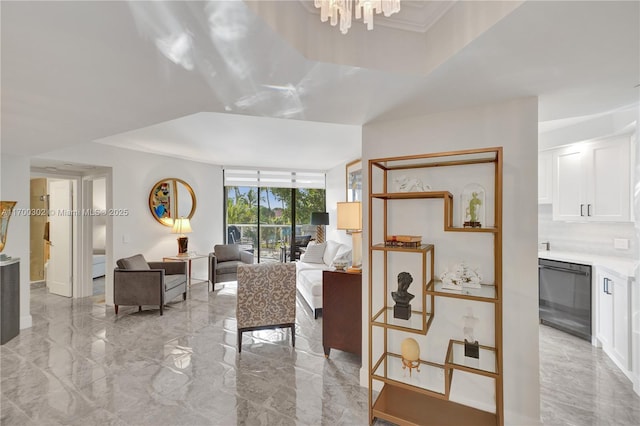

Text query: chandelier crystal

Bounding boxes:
[314,0,401,35]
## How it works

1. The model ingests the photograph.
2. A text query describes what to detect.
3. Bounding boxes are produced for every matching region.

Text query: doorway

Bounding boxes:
[29,176,75,297]
[29,161,113,302]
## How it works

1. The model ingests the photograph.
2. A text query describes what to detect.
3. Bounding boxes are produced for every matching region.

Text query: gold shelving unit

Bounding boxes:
[368,147,503,426]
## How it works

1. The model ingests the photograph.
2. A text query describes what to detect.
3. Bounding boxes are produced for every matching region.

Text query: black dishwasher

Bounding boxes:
[539,259,592,341]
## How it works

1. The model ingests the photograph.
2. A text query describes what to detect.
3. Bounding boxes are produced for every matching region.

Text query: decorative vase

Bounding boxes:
[0,201,17,254]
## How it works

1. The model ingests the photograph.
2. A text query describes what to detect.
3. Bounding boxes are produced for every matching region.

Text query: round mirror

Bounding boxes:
[149,178,196,226]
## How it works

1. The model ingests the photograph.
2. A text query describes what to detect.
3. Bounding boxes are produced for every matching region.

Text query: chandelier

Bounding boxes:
[314,0,401,35]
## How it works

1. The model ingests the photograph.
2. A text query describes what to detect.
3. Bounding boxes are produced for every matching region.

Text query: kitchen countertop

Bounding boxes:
[538,250,638,278]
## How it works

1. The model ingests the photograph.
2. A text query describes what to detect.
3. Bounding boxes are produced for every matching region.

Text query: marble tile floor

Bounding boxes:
[539,324,640,426]
[4,282,640,425]
[1,282,368,425]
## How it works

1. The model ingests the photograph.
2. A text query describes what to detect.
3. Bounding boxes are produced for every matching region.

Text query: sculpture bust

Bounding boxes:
[392,272,414,320]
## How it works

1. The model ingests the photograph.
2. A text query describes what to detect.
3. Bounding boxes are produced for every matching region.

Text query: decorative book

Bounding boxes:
[385,235,422,248]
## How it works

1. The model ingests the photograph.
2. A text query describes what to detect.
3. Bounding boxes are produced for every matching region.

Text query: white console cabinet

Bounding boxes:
[552,137,630,222]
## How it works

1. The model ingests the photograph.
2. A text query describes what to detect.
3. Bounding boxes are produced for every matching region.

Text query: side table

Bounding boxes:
[163,254,210,289]
[322,270,362,358]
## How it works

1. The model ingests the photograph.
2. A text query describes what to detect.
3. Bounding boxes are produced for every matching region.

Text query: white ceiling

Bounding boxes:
[1,1,638,170]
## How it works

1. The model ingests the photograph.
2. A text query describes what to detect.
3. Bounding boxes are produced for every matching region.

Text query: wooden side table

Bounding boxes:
[322,270,362,358]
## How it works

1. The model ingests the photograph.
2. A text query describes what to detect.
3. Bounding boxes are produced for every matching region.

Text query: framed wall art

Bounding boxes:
[346,159,362,202]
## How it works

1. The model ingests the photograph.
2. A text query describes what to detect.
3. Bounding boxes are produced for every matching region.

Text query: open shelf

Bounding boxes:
[372,352,446,397]
[370,148,499,171]
[371,307,433,334]
[445,339,498,378]
[371,191,453,200]
[371,243,434,252]
[369,147,503,425]
[427,280,498,302]
[372,383,497,426]
[444,226,499,233]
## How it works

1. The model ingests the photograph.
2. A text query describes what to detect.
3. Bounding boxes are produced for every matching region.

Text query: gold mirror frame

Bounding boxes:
[148,178,196,227]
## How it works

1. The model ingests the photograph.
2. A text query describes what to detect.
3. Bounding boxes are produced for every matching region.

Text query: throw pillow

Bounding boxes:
[331,249,352,267]
[117,254,150,270]
[323,240,341,266]
[300,241,326,264]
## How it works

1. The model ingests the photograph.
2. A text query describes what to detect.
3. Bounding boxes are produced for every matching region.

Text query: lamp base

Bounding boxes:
[316,225,325,244]
[177,237,188,254]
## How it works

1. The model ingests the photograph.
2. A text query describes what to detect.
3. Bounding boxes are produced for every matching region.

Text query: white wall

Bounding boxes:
[363,97,540,424]
[0,154,33,329]
[36,142,224,304]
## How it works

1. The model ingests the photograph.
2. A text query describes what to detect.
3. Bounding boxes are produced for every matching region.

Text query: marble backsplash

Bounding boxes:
[538,204,638,259]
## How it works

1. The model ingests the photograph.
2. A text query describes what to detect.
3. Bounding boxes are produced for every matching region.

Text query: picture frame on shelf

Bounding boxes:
[346,159,362,202]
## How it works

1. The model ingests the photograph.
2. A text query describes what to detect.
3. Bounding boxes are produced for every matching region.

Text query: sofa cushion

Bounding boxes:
[298,269,324,297]
[165,274,185,291]
[215,244,240,262]
[116,254,150,270]
[300,241,326,264]
[217,260,245,275]
[323,240,342,266]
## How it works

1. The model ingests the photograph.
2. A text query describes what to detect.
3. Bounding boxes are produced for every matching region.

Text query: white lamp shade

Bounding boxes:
[337,202,362,230]
[171,217,192,234]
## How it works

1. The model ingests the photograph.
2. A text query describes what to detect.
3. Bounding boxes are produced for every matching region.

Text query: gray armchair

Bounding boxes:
[114,254,187,316]
[209,244,254,286]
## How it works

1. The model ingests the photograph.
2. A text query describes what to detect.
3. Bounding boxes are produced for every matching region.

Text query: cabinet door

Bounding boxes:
[552,146,586,220]
[611,276,631,370]
[585,138,630,222]
[596,271,613,349]
[538,150,553,204]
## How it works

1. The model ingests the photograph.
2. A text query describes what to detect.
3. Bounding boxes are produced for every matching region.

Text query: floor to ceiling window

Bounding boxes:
[224,169,325,263]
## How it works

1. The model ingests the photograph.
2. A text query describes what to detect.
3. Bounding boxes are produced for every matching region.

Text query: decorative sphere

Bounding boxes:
[401,338,420,362]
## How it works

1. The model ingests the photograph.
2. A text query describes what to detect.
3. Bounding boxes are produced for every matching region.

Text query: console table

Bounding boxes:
[322,270,362,358]
[163,253,210,288]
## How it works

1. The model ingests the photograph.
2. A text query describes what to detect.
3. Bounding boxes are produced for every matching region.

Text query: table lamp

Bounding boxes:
[310,212,329,243]
[337,202,362,272]
[171,217,192,254]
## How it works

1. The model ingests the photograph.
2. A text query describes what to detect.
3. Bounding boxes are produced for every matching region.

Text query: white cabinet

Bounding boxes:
[552,137,630,222]
[538,150,553,204]
[596,267,631,374]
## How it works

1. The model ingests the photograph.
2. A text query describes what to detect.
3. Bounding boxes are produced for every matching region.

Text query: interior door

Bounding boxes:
[47,179,73,297]
[30,178,47,281]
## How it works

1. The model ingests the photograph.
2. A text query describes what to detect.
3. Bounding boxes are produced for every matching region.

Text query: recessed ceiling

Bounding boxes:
[95,112,361,171]
[2,0,638,168]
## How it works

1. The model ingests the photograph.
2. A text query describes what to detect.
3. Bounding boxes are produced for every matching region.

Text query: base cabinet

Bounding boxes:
[596,267,631,373]
[1,258,21,345]
[322,270,361,357]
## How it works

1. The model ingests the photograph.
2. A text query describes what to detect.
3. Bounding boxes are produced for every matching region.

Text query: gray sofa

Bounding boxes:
[209,244,254,286]
[114,254,187,315]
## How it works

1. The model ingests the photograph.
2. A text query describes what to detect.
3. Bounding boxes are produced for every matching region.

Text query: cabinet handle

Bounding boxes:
[604,277,612,295]
[587,204,592,216]
[580,204,585,216]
